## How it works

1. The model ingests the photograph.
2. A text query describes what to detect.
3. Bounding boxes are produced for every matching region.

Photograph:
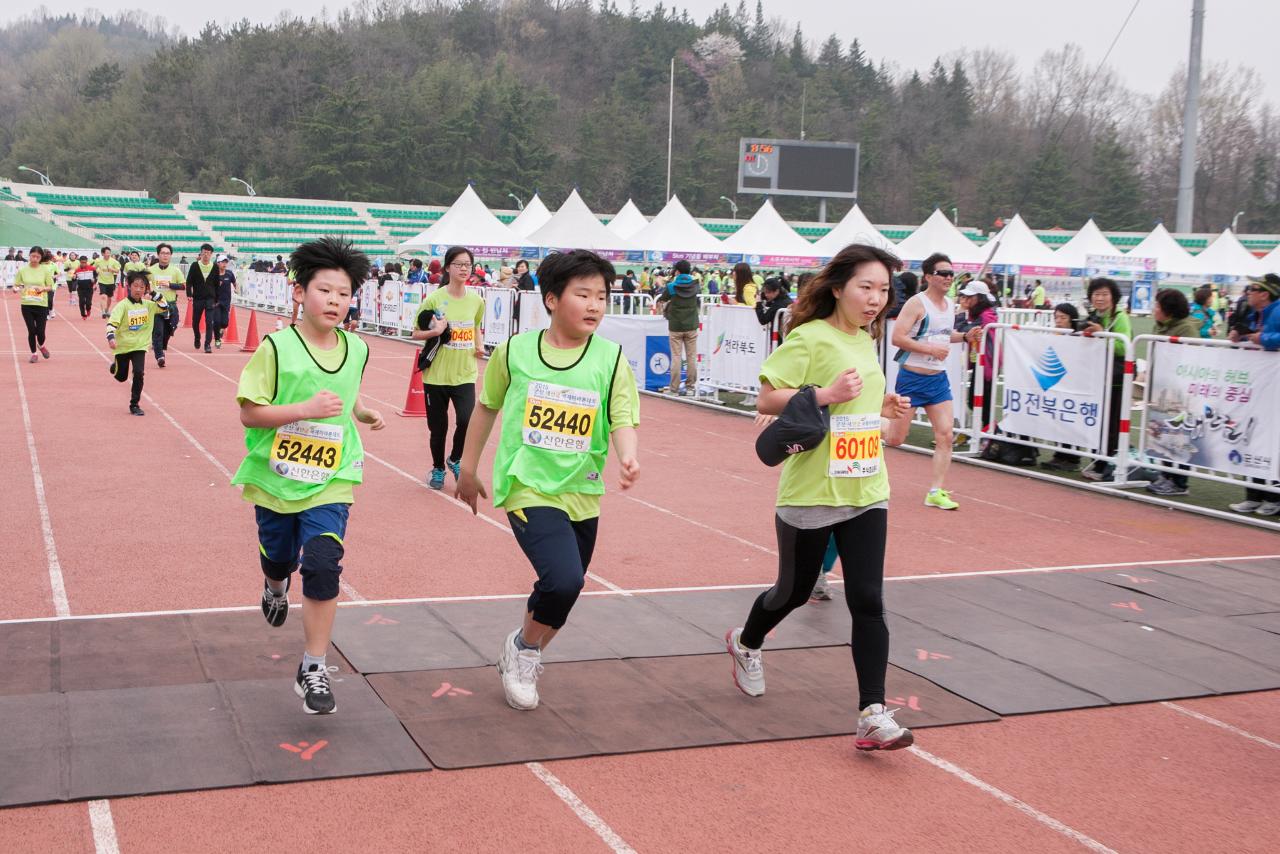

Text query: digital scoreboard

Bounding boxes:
[737,138,860,199]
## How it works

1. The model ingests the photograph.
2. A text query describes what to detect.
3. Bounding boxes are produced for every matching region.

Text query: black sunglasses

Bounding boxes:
[931,270,955,278]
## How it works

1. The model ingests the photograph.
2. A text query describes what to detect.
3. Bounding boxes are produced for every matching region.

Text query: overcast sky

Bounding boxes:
[13,0,1279,104]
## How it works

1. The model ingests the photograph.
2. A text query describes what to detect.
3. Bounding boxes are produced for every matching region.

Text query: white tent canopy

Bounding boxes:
[527,189,635,252]
[718,199,817,258]
[508,194,552,239]
[1180,229,1263,278]
[1051,219,1120,268]
[629,195,724,256]
[397,185,525,254]
[1259,242,1280,273]
[605,199,647,239]
[811,204,892,254]
[979,214,1062,268]
[893,208,985,263]
[1126,223,1196,276]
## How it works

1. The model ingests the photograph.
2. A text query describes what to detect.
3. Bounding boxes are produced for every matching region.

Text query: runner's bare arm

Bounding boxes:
[455,403,498,513]
[611,425,639,489]
[240,391,341,430]
[353,396,385,430]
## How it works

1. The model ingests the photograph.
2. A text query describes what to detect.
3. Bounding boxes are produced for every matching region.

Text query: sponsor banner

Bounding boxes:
[882,319,967,427]
[1017,265,1073,277]
[516,289,551,333]
[429,244,520,258]
[1086,253,1157,275]
[724,253,822,268]
[399,281,422,332]
[1129,281,1153,314]
[643,251,725,264]
[484,287,515,346]
[597,314,670,389]
[997,328,1109,452]
[378,280,402,329]
[359,282,377,324]
[704,305,768,394]
[1142,342,1280,480]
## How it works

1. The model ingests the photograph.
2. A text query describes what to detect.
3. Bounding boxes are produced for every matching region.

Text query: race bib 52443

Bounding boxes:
[522,380,600,453]
[828,413,881,478]
[270,420,343,484]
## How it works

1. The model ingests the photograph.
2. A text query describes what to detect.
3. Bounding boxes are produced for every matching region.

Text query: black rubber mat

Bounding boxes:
[886,614,1108,715]
[1,676,429,808]
[1233,612,1280,635]
[1004,572,1205,624]
[371,649,996,769]
[330,603,489,674]
[1092,568,1273,616]
[638,589,852,649]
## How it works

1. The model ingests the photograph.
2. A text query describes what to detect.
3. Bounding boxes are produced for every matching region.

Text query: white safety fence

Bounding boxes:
[996,308,1055,327]
[973,324,1136,482]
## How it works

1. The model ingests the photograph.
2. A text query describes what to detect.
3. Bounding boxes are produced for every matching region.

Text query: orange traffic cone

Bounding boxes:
[222,305,241,345]
[182,305,193,328]
[398,353,427,417]
[240,310,260,353]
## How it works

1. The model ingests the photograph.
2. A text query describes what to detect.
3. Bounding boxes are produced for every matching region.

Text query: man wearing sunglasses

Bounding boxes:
[883,252,967,510]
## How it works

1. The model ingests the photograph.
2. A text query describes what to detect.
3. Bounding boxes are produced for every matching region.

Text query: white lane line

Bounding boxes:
[622,493,777,556]
[88,799,120,854]
[888,553,1280,582]
[166,338,629,595]
[4,553,1278,626]
[61,320,366,602]
[1160,702,1280,750]
[4,298,71,617]
[907,746,1117,854]
[525,762,637,854]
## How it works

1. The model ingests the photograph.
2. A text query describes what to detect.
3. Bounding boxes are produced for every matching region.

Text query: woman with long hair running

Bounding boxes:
[725,242,916,752]
[16,246,54,363]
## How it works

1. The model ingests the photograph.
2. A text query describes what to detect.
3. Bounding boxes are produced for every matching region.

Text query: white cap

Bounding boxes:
[958,280,992,297]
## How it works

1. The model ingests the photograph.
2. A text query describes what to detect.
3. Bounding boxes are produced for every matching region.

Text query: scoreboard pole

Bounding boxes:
[819,199,827,223]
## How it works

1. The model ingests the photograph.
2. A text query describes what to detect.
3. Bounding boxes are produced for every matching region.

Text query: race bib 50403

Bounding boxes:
[828,413,881,478]
[270,420,343,484]
[445,320,476,349]
[522,380,600,453]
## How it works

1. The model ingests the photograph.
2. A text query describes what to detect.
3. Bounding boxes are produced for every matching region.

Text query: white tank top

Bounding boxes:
[902,292,954,372]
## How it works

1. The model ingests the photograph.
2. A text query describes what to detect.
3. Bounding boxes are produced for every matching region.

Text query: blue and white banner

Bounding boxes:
[598,314,671,390]
[483,287,515,346]
[1142,342,1280,480]
[997,328,1109,452]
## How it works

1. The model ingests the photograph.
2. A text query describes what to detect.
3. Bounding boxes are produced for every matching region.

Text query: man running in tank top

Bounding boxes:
[883,252,965,510]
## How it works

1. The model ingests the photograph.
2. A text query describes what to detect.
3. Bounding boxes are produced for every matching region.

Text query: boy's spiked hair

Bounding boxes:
[290,236,371,289]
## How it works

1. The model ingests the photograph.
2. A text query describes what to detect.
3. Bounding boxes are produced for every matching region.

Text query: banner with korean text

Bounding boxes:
[1141,342,1279,480]
[704,305,769,394]
[483,288,515,346]
[997,328,1108,452]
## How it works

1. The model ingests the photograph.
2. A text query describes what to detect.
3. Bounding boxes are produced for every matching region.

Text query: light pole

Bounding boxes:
[718,196,738,220]
[1231,210,1245,231]
[507,193,524,211]
[229,177,257,197]
[18,166,52,186]
[951,207,959,226]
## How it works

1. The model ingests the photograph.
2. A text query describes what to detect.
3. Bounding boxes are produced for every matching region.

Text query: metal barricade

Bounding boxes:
[973,323,1136,483]
[1133,334,1279,496]
[609,292,653,315]
[996,308,1055,327]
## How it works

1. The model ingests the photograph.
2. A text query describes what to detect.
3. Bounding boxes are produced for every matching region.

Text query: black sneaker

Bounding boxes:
[261,576,290,627]
[129,405,145,416]
[295,663,336,714]
[157,355,165,367]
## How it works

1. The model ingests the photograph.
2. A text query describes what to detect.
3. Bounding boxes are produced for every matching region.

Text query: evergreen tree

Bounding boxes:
[1087,129,1145,232]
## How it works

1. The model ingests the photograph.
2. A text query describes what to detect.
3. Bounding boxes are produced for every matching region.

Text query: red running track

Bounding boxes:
[2,298,1277,853]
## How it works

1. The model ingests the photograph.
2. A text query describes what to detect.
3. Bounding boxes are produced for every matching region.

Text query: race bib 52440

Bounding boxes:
[522,380,600,453]
[445,320,476,350]
[270,420,343,484]
[828,413,881,478]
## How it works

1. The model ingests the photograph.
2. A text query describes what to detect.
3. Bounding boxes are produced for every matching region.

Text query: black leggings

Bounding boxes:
[425,382,475,470]
[20,305,48,353]
[111,350,146,406]
[741,509,889,709]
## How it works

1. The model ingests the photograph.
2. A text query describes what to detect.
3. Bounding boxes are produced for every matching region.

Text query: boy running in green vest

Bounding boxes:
[107,269,168,416]
[457,249,640,711]
[231,237,385,715]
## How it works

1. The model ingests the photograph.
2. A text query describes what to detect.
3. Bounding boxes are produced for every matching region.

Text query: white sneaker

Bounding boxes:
[1256,501,1280,517]
[811,572,833,601]
[1229,500,1262,514]
[725,628,765,697]
[497,629,542,710]
[855,703,914,751]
